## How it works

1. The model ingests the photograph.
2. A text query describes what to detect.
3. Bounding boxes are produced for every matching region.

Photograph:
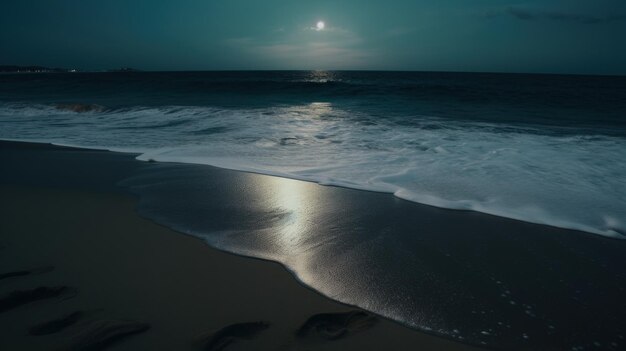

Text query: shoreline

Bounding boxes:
[0,140,480,350]
[2,137,620,239]
[2,139,626,350]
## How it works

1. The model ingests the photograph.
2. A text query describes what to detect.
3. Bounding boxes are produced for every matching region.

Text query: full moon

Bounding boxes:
[316,21,325,31]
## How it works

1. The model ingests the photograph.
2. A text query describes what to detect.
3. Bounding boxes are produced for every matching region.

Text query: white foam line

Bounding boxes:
[2,105,624,241]
[136,149,625,239]
[3,136,623,239]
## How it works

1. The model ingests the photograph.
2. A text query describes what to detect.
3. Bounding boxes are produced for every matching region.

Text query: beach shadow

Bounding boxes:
[296,311,378,341]
[29,310,86,336]
[196,321,270,351]
[0,286,75,313]
[60,319,150,351]
[0,266,54,282]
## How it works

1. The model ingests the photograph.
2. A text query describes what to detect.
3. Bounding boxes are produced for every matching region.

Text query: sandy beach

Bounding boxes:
[0,141,480,350]
[3,0,625,347]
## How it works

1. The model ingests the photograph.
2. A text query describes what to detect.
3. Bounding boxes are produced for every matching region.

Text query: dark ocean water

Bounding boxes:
[1,71,626,349]
[1,71,625,236]
[1,71,625,130]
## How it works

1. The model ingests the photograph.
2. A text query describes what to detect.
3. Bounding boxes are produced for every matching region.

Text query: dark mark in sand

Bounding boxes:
[197,321,270,351]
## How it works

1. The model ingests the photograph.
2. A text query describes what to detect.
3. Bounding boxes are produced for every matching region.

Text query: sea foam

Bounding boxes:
[1,102,624,237]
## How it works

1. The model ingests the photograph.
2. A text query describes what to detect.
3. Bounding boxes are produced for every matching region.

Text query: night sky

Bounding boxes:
[1,0,625,75]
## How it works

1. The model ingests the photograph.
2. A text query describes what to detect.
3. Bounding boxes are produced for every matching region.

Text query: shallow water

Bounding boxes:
[120,161,626,350]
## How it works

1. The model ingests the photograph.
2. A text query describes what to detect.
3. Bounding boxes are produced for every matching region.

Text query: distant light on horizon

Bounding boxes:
[316,21,325,31]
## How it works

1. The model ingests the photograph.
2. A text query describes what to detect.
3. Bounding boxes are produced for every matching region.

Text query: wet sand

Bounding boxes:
[0,141,479,350]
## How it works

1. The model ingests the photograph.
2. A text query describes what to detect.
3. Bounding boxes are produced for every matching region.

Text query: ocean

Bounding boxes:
[1,71,626,349]
[1,71,625,236]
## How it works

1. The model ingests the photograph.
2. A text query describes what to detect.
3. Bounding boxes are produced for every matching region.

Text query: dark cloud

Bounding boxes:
[506,6,626,24]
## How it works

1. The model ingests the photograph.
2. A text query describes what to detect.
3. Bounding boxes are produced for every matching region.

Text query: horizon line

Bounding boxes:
[2,66,625,78]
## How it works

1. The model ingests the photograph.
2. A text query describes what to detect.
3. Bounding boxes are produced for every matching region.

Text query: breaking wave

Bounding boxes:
[1,101,624,237]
